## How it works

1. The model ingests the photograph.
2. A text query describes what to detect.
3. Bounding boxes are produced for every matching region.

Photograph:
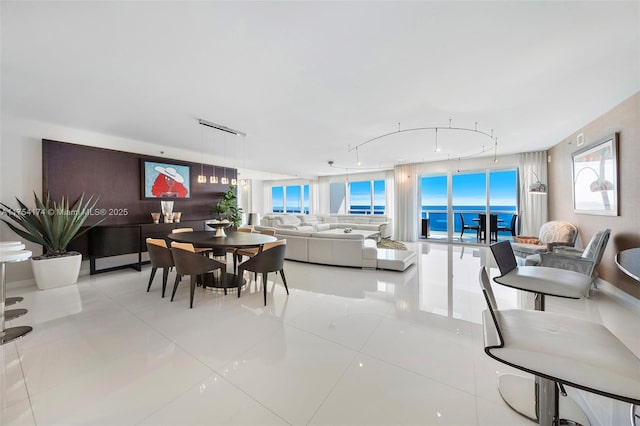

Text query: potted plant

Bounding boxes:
[0,192,103,290]
[212,185,244,228]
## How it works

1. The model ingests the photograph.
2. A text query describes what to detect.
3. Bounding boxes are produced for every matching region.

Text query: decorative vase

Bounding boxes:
[161,201,174,221]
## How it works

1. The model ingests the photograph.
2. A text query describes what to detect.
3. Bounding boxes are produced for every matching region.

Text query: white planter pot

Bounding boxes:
[31,253,82,290]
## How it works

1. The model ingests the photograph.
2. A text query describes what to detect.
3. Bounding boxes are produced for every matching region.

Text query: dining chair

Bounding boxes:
[479,214,499,242]
[235,228,277,260]
[145,238,175,298]
[236,239,288,306]
[497,214,518,237]
[226,227,252,272]
[170,242,227,308]
[458,213,480,241]
[172,227,218,257]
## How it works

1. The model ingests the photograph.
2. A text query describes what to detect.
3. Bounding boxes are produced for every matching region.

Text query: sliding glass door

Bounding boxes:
[420,175,448,241]
[420,168,518,244]
[452,172,487,243]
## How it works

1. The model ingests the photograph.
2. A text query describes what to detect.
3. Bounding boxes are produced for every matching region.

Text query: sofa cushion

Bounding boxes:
[298,214,319,224]
[316,223,331,231]
[368,217,388,224]
[279,215,301,226]
[275,228,313,237]
[351,217,369,224]
[311,232,364,240]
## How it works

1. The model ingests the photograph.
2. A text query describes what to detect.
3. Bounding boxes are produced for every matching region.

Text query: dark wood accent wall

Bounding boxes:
[42,139,235,226]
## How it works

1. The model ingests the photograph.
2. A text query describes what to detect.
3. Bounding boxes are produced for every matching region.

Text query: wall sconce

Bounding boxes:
[528,171,547,194]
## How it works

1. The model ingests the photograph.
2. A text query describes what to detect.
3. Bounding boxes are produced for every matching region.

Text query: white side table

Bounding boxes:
[0,242,33,344]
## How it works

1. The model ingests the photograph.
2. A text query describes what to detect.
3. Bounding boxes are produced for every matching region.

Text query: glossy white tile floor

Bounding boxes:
[2,243,639,425]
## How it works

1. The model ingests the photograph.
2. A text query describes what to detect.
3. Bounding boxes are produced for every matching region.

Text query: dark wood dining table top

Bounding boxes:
[167,230,277,249]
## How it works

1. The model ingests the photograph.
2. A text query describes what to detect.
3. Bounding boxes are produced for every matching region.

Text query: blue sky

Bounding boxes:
[272,170,517,210]
[422,169,517,206]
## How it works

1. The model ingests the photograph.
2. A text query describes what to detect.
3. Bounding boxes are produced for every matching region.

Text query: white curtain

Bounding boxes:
[519,151,548,236]
[394,163,418,242]
[309,180,320,214]
[385,170,394,220]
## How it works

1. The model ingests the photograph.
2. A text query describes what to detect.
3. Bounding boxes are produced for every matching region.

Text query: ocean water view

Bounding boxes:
[421,205,516,233]
[272,205,517,234]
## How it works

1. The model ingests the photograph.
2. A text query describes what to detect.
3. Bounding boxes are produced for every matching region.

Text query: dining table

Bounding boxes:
[167,230,277,290]
[615,247,640,281]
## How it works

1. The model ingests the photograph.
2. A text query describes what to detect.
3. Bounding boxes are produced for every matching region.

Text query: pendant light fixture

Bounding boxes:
[197,125,207,183]
[221,132,229,185]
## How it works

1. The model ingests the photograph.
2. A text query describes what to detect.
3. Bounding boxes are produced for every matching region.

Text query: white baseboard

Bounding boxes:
[596,278,640,310]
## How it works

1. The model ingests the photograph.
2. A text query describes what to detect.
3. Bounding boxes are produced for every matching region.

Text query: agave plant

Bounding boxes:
[0,192,103,257]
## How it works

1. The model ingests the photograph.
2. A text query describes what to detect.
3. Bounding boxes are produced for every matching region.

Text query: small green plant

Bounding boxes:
[0,192,103,257]
[212,185,243,227]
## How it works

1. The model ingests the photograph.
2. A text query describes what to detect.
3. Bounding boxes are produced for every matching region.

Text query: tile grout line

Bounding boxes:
[12,341,39,426]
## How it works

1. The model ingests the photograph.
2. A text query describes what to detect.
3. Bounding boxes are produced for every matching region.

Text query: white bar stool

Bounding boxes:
[480,267,640,426]
[0,241,33,344]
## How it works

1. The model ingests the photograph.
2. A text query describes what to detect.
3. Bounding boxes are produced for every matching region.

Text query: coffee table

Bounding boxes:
[317,228,381,241]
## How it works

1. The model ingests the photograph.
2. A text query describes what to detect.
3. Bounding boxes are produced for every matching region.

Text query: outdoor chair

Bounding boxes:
[497,214,518,236]
[458,213,480,241]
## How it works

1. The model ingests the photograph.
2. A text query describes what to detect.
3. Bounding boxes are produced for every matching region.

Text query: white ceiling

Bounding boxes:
[2,1,639,180]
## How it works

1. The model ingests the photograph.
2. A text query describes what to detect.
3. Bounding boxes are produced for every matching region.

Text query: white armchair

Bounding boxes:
[525,229,611,277]
[511,220,578,259]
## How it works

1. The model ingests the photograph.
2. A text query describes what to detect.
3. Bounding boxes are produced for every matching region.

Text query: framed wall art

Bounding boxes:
[142,160,191,199]
[571,133,618,215]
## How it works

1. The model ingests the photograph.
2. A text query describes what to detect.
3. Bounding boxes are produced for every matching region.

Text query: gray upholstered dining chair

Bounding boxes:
[170,242,227,308]
[145,238,174,298]
[236,239,288,306]
[172,227,216,256]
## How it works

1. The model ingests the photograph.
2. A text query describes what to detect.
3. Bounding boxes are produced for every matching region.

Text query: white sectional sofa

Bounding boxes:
[261,213,392,239]
[255,225,415,271]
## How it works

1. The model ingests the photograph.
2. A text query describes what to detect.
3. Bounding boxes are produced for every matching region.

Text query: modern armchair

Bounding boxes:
[525,229,611,279]
[511,220,578,259]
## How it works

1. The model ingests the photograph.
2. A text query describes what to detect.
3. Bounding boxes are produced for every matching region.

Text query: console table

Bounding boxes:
[84,220,208,274]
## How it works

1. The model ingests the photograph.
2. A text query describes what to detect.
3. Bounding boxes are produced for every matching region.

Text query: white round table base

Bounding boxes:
[5,296,23,307]
[498,374,590,425]
[1,325,33,345]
